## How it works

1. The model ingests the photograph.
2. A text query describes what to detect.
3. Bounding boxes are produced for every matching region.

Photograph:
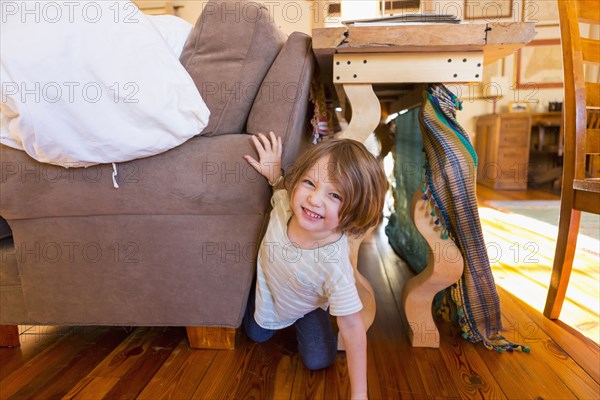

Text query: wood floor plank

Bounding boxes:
[323,354,350,400]
[373,228,509,400]
[478,205,599,318]
[476,185,559,203]
[358,239,429,399]
[365,337,386,400]
[412,347,461,399]
[477,185,598,344]
[497,288,599,399]
[63,327,179,399]
[436,322,508,400]
[64,376,121,400]
[0,326,68,381]
[553,319,600,382]
[18,327,130,399]
[80,327,160,379]
[359,231,410,400]
[232,337,294,400]
[498,286,600,383]
[0,327,110,398]
[102,327,185,399]
[190,337,261,399]
[272,349,299,399]
[137,339,217,399]
[474,313,577,400]
[374,230,497,399]
[290,360,327,400]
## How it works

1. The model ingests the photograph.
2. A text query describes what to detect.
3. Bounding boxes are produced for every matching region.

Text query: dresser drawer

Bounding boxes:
[498,130,529,148]
[497,148,529,183]
[499,118,530,147]
[498,147,529,164]
[500,118,530,133]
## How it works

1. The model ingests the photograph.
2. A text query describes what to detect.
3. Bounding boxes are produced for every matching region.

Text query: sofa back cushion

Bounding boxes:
[180,0,286,136]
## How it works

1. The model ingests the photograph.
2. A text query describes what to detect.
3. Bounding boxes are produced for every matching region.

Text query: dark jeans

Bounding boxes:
[243,285,337,370]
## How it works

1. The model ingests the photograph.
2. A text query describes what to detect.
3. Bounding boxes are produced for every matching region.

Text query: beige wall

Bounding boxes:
[173,0,572,141]
[177,0,313,35]
[176,0,203,23]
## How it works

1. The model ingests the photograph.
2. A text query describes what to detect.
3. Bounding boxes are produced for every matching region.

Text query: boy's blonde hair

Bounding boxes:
[285,139,388,238]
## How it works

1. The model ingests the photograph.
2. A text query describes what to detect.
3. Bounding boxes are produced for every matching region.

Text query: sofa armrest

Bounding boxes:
[246,32,315,171]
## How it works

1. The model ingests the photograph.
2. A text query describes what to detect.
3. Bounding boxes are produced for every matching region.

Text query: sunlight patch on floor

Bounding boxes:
[478,206,600,344]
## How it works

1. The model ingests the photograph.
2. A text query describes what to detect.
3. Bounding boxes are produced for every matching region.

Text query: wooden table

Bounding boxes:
[313,21,536,348]
[313,22,536,143]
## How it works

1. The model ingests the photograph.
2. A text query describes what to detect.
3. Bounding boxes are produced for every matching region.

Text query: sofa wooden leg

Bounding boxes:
[0,325,20,347]
[186,326,237,350]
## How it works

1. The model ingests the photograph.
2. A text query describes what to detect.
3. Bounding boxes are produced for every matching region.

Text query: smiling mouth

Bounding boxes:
[302,207,323,219]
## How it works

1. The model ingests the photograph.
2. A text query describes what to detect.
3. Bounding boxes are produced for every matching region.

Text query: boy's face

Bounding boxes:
[290,155,343,244]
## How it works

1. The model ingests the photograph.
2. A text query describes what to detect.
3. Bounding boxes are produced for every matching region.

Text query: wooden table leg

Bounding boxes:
[335,80,382,331]
[333,83,380,350]
[0,325,20,347]
[402,190,464,348]
[338,83,381,143]
[338,228,376,351]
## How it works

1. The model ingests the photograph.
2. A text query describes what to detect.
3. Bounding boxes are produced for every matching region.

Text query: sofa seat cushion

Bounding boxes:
[2,214,258,327]
[180,0,286,136]
[0,134,271,220]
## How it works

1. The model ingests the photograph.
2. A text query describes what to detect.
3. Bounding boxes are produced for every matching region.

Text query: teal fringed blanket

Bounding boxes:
[385,108,429,273]
[419,84,529,353]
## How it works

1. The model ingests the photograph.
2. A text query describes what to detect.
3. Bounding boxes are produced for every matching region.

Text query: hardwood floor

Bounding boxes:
[476,185,599,345]
[1,189,599,399]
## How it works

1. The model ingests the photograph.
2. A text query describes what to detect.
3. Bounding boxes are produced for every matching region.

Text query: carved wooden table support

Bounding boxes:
[401,190,464,348]
[338,228,376,351]
[338,84,381,144]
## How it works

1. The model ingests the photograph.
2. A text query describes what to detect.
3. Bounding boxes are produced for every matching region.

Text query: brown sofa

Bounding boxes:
[0,0,314,348]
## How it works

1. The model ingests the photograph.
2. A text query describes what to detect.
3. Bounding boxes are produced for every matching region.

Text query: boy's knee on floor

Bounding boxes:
[301,350,337,370]
[245,330,272,343]
[243,317,275,343]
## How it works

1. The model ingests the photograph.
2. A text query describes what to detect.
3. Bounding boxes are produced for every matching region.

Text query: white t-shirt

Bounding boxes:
[254,189,363,330]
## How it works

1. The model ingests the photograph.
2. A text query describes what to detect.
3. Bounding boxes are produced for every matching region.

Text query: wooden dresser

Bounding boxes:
[475,113,532,190]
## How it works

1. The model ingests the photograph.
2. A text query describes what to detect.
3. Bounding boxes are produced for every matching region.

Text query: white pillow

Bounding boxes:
[0,0,209,168]
[148,15,193,58]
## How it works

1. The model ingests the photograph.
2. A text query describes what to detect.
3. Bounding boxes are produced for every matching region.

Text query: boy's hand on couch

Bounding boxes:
[244,132,283,186]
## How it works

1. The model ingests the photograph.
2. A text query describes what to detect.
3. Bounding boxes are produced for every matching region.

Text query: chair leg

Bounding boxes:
[544,208,581,319]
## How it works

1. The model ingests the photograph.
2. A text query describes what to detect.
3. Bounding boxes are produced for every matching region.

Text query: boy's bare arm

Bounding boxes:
[337,312,368,400]
[244,131,283,185]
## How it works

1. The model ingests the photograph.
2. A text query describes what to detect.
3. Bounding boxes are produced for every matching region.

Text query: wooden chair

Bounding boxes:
[544,0,600,319]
